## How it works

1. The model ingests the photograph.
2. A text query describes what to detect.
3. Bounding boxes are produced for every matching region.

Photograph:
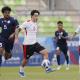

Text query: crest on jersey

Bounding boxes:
[7,20,10,23]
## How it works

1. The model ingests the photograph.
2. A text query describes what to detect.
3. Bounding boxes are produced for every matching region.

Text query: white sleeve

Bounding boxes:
[19,21,28,29]
[75,25,80,33]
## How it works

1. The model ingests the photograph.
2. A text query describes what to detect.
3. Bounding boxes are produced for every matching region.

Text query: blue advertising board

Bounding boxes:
[2,37,79,66]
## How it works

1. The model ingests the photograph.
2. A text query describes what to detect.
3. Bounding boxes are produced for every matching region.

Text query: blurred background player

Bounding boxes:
[55,21,69,70]
[72,25,80,71]
[0,6,19,60]
[15,10,54,77]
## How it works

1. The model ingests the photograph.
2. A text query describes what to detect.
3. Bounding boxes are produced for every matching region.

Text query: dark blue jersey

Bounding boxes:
[55,29,68,46]
[0,17,19,39]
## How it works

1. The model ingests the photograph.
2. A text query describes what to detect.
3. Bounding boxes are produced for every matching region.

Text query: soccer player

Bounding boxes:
[15,10,53,77]
[55,21,69,70]
[72,25,80,70]
[0,6,19,60]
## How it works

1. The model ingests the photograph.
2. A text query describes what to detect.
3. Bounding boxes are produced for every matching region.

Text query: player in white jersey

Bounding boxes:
[73,25,80,54]
[15,10,54,77]
[72,25,80,72]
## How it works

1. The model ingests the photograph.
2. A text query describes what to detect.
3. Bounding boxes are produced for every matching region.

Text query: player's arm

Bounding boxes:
[9,19,19,39]
[15,28,21,38]
[72,32,77,38]
[61,32,69,40]
[54,31,58,40]
[60,30,70,40]
[15,21,28,38]
[71,25,80,39]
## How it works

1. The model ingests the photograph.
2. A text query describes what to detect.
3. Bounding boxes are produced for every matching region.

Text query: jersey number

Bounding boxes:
[4,25,7,29]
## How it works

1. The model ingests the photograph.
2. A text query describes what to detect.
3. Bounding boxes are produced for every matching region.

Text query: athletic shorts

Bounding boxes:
[0,36,14,53]
[56,44,68,55]
[23,42,45,59]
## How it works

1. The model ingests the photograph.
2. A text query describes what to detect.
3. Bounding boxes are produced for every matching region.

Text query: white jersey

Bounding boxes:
[20,20,37,45]
[75,25,80,45]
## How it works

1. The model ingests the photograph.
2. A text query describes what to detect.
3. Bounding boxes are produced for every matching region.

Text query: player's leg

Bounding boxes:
[19,58,27,77]
[56,47,62,70]
[0,48,4,55]
[0,38,5,67]
[4,41,13,60]
[0,37,5,55]
[34,42,54,72]
[19,45,31,77]
[62,46,69,70]
[40,49,54,72]
[4,52,12,60]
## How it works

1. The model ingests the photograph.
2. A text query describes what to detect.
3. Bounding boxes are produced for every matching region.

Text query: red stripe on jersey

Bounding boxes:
[23,45,27,59]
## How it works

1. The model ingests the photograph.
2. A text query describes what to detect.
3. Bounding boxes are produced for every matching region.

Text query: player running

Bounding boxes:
[0,6,19,60]
[72,25,80,71]
[15,10,54,77]
[55,21,69,70]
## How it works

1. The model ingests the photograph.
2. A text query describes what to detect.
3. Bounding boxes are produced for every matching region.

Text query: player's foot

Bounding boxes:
[19,71,25,77]
[46,67,54,73]
[66,64,69,70]
[57,65,61,70]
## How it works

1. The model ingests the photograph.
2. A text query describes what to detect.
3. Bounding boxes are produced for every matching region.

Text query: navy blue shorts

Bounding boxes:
[56,44,68,55]
[0,36,14,53]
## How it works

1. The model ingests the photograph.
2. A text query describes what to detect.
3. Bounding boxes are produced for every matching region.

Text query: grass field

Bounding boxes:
[0,65,79,80]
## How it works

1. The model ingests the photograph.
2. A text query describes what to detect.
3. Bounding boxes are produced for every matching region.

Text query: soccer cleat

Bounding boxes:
[56,65,61,70]
[66,64,69,70]
[46,67,54,73]
[66,67,69,70]
[19,71,25,77]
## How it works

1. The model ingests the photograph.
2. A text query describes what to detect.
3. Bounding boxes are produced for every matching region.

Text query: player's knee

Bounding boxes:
[0,48,4,54]
[56,50,61,55]
[64,53,68,58]
[41,49,49,57]
[4,53,12,60]
[23,58,27,64]
[40,49,48,54]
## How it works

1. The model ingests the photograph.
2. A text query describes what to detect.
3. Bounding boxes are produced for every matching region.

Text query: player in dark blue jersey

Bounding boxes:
[0,6,19,61]
[55,21,69,70]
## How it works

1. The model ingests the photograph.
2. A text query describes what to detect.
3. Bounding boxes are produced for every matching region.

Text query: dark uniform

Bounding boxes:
[0,17,19,53]
[55,29,68,55]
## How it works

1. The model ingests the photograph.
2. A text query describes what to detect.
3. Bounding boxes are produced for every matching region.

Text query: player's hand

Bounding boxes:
[68,35,74,40]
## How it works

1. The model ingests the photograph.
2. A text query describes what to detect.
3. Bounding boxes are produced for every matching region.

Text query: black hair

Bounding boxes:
[1,6,11,13]
[31,10,40,16]
[57,21,63,24]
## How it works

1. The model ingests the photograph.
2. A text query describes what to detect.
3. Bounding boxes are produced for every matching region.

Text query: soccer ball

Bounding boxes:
[41,59,50,68]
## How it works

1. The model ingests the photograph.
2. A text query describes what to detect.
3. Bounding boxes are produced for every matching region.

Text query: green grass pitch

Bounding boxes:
[0,65,79,80]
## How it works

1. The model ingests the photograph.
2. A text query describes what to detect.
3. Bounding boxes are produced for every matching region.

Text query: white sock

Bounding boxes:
[20,66,24,72]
